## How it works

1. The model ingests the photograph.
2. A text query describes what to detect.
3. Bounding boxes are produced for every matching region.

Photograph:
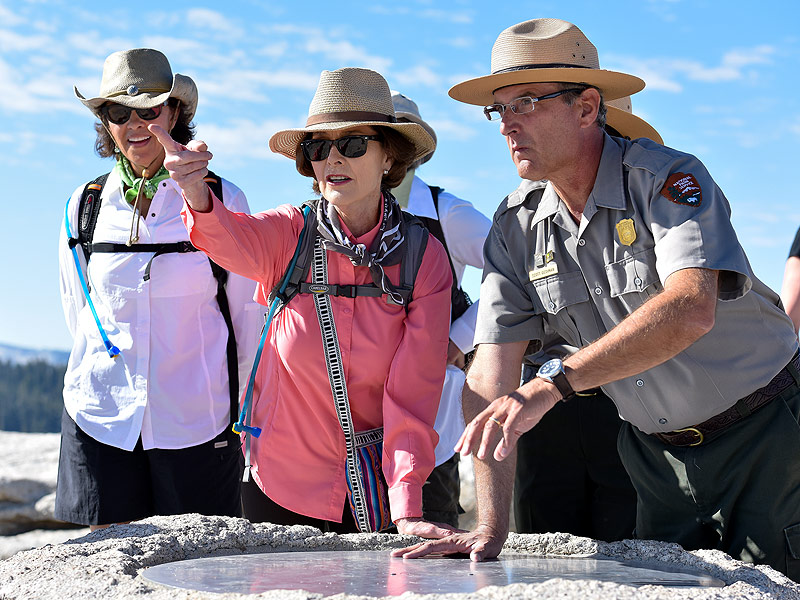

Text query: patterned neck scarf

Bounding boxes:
[315,190,407,305]
[115,156,171,205]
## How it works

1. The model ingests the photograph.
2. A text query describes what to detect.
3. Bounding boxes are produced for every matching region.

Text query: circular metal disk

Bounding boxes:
[142,550,725,596]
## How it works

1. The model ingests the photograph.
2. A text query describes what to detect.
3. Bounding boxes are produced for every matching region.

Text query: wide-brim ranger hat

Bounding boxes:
[606,96,663,145]
[74,48,198,121]
[269,68,435,163]
[391,91,437,164]
[449,19,645,106]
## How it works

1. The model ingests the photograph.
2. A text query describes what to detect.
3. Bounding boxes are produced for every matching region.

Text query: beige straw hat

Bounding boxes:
[391,91,437,164]
[75,48,198,121]
[606,96,663,145]
[269,68,435,162]
[449,19,645,106]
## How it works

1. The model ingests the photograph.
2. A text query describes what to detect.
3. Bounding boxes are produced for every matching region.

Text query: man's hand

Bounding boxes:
[149,124,213,212]
[456,379,560,462]
[394,517,463,539]
[391,524,505,562]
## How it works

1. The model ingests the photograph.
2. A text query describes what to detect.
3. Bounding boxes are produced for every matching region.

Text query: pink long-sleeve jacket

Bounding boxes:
[183,196,451,522]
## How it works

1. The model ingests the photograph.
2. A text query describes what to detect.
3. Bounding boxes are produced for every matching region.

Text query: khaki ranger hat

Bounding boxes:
[449,18,645,105]
[269,68,435,163]
[606,96,663,145]
[391,91,437,165]
[74,48,198,121]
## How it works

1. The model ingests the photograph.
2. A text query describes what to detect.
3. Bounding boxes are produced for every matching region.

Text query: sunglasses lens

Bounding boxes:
[104,104,163,124]
[106,105,132,124]
[338,136,368,158]
[302,139,332,162]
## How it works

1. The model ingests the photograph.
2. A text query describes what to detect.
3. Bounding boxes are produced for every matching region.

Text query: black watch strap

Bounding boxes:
[550,371,575,400]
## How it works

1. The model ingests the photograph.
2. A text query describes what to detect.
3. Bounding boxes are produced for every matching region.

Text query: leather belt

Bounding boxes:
[654,351,800,447]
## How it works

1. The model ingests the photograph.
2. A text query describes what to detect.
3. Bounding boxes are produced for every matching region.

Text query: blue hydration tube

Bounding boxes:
[232,204,312,440]
[64,200,121,359]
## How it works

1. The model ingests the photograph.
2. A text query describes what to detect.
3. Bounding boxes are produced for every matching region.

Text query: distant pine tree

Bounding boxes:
[0,359,65,433]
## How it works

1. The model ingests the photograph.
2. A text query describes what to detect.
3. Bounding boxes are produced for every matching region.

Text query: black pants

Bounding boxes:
[422,453,462,528]
[241,478,361,534]
[514,377,636,541]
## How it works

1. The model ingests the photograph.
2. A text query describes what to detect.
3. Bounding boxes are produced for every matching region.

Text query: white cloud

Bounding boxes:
[420,9,472,24]
[392,65,441,88]
[0,130,76,154]
[304,38,392,73]
[0,5,24,27]
[0,28,53,52]
[427,117,477,141]
[195,118,295,164]
[605,45,776,93]
[185,8,242,37]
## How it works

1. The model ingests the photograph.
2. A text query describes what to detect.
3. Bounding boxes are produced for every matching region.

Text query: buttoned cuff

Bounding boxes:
[388,482,423,522]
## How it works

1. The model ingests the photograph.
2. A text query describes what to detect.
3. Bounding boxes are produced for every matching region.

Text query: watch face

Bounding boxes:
[538,359,563,378]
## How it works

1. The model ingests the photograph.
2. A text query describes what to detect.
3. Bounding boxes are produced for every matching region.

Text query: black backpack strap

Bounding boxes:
[202,170,239,428]
[416,186,471,321]
[68,173,111,265]
[269,200,320,307]
[398,211,430,311]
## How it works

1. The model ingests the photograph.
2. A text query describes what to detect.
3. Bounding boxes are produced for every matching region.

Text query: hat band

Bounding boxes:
[106,87,171,98]
[306,111,397,126]
[492,62,594,75]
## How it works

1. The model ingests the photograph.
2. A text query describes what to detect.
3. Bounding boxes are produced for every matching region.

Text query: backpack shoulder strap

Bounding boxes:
[204,170,224,204]
[399,211,429,309]
[269,199,319,307]
[69,173,111,263]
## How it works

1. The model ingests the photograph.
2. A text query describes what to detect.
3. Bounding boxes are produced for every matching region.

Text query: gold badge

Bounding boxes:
[616,219,636,246]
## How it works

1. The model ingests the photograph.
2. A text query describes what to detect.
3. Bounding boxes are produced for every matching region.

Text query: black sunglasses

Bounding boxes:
[100,102,167,125]
[300,135,381,162]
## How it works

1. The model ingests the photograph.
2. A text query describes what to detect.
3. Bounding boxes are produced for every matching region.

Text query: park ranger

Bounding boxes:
[393,18,800,582]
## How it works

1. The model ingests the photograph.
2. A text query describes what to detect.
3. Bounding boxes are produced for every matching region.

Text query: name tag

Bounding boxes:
[529,263,559,281]
[214,440,228,449]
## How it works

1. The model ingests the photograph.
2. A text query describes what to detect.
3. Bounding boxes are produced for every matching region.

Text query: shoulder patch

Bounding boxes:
[660,173,702,207]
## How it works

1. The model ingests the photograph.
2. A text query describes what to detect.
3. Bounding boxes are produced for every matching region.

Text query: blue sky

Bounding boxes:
[1,0,799,351]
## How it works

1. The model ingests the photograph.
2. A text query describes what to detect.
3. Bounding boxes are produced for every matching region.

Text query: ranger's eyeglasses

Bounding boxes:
[483,88,585,121]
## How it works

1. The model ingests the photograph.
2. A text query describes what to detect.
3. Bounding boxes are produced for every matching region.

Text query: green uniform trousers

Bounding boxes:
[619,382,800,581]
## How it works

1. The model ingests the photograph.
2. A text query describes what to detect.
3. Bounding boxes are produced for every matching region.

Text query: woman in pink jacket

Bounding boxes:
[151,68,455,538]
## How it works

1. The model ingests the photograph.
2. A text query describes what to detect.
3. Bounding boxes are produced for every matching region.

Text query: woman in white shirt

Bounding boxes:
[56,48,262,529]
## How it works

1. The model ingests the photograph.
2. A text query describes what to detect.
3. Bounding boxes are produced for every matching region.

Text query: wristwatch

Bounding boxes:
[535,358,575,401]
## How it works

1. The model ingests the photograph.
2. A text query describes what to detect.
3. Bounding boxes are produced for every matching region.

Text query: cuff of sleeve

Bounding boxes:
[180,189,224,232]
[388,482,423,523]
[450,316,476,354]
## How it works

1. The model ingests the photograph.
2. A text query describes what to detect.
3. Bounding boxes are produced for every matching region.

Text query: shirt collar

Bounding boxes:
[405,175,438,219]
[587,133,627,211]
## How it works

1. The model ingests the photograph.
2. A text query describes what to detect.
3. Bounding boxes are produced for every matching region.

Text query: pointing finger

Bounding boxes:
[187,139,209,154]
[148,124,183,154]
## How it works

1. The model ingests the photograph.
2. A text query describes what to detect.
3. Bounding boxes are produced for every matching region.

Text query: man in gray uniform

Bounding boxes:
[393,18,800,581]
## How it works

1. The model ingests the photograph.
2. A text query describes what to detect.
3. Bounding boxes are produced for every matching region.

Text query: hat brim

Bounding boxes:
[448,68,645,105]
[606,106,662,145]
[269,120,435,164]
[74,73,198,122]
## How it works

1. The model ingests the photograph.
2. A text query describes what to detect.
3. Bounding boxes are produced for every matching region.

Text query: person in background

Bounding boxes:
[394,19,800,582]
[152,67,456,538]
[391,91,492,528]
[514,96,662,541]
[57,48,262,530]
[780,230,800,333]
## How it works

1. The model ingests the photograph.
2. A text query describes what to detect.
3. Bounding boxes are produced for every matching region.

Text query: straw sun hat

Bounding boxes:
[449,18,645,105]
[75,48,198,121]
[606,96,663,145]
[269,68,435,163]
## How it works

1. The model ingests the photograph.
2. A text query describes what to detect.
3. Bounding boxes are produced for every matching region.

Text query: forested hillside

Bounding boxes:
[0,360,65,433]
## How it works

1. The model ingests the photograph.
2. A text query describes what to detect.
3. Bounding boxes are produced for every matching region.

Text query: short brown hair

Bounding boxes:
[560,83,607,129]
[295,126,416,195]
[93,99,195,158]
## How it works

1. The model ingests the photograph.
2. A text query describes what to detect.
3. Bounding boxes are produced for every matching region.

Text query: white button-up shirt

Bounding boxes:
[406,175,491,463]
[59,170,264,450]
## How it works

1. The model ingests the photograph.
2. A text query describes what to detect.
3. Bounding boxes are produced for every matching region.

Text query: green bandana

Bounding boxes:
[115,156,171,205]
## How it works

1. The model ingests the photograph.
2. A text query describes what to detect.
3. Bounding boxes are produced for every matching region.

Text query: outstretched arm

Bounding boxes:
[149,124,213,212]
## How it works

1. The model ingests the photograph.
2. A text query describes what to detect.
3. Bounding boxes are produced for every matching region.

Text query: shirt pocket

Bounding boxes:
[605,247,662,303]
[526,270,590,315]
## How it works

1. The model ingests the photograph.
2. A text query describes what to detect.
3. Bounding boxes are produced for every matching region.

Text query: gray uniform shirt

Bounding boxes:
[476,133,798,434]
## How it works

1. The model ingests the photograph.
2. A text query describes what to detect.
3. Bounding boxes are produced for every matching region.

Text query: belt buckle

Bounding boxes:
[673,427,704,446]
